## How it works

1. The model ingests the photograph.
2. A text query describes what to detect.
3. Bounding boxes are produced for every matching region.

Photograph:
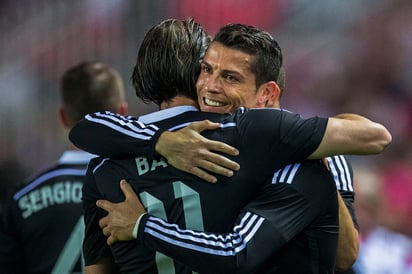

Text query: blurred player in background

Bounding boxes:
[0,61,127,273]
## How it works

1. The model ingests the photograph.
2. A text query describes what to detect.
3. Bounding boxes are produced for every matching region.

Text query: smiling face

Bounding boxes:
[196,42,274,113]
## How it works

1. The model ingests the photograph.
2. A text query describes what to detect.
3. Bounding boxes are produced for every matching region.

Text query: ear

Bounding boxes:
[58,107,71,129]
[256,81,281,108]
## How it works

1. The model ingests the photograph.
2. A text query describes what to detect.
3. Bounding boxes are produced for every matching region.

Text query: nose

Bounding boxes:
[200,72,222,94]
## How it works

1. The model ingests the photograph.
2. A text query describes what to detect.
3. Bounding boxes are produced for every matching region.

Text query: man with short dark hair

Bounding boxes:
[0,61,127,273]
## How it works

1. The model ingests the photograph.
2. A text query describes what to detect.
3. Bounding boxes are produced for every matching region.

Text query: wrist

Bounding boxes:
[132,213,148,239]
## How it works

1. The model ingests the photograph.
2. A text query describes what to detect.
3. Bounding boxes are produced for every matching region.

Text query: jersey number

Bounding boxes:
[139,181,203,274]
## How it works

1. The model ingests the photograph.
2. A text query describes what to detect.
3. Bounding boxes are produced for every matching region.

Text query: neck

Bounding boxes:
[160,95,198,110]
[265,101,281,109]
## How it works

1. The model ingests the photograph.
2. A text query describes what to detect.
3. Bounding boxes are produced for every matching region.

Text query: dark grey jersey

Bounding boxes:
[0,151,94,274]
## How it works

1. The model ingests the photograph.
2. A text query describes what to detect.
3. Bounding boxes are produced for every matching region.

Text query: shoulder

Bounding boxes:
[9,163,87,202]
[88,157,135,174]
[88,157,109,170]
[233,107,327,134]
[232,107,283,121]
[229,108,287,138]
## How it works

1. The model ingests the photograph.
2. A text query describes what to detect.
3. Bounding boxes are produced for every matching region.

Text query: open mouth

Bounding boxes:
[204,97,225,107]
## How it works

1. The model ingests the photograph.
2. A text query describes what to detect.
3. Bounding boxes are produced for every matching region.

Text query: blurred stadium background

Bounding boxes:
[0,1,411,270]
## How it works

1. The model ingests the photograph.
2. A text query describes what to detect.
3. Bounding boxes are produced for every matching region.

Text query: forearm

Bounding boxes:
[309,113,391,159]
[138,212,286,273]
[335,192,359,271]
[333,114,391,154]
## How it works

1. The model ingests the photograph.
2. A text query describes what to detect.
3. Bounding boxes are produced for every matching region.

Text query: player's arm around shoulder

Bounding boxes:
[309,113,392,159]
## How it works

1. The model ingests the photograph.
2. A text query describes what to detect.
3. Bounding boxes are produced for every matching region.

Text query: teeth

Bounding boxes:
[205,98,224,107]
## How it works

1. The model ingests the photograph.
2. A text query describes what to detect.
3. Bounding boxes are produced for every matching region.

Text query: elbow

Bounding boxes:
[381,129,392,150]
[383,128,393,147]
[371,126,392,154]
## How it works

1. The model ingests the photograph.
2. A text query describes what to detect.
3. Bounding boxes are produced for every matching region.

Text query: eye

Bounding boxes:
[223,73,239,83]
[200,63,212,74]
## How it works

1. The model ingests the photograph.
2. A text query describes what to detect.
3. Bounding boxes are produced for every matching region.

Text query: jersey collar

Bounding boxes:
[58,150,96,164]
[138,106,199,124]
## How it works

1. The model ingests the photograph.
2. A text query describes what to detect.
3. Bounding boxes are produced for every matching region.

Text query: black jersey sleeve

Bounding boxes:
[82,159,113,265]
[136,161,338,273]
[327,155,359,230]
[69,111,163,159]
[137,211,283,274]
[235,108,328,165]
[70,109,328,165]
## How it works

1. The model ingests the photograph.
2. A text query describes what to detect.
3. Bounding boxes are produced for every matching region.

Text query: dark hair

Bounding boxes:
[277,66,286,98]
[60,62,124,124]
[132,18,210,106]
[214,23,282,89]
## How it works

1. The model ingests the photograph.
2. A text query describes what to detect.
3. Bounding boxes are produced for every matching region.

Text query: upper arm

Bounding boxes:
[240,109,328,165]
[69,112,160,158]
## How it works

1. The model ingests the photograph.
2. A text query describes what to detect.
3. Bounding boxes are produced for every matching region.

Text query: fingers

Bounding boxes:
[97,180,136,211]
[106,234,117,246]
[101,222,120,246]
[202,143,240,169]
[201,159,236,177]
[189,156,239,183]
[187,121,241,157]
[107,236,113,246]
[206,139,239,157]
[157,119,241,183]
[96,199,114,213]
[102,224,111,237]
[189,121,241,175]
[189,145,240,178]
[119,179,137,200]
[107,235,118,246]
[190,167,218,183]
[99,216,108,229]
[189,120,220,133]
